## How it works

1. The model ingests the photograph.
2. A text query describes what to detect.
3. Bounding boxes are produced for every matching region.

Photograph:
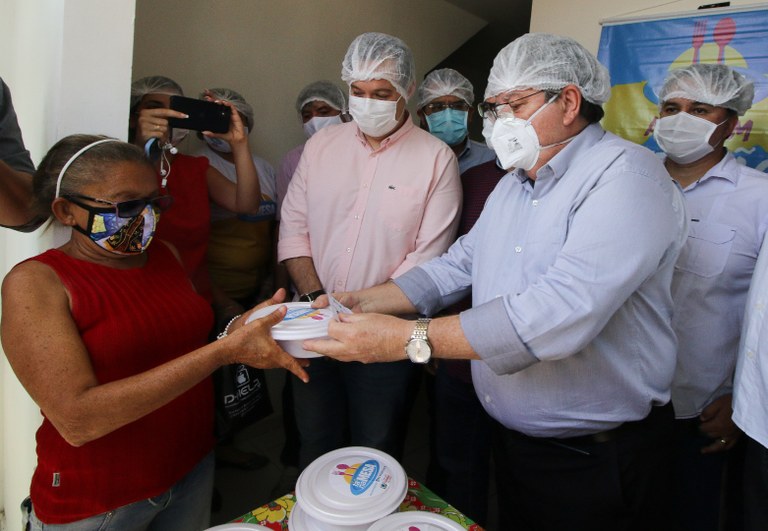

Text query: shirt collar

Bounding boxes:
[510,123,605,184]
[354,111,415,153]
[691,150,740,186]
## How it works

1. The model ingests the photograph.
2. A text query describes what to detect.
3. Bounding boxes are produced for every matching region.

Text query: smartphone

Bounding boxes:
[168,95,231,134]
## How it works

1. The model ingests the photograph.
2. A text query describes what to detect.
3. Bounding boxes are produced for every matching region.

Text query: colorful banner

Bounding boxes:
[597,7,768,171]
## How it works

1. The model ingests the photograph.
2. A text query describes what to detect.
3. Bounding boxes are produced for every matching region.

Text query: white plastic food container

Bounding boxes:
[245,302,334,358]
[292,446,408,531]
[204,523,272,530]
[366,511,466,530]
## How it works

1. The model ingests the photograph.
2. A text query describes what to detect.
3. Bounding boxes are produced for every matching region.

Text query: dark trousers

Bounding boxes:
[743,435,768,531]
[493,403,676,531]
[426,362,492,526]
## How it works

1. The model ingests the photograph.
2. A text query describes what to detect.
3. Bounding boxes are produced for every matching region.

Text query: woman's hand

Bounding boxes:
[223,288,310,383]
[201,91,248,148]
[135,107,187,147]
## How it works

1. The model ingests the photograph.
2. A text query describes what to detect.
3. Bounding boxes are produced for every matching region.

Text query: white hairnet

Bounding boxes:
[416,68,475,109]
[130,76,183,110]
[658,64,754,116]
[485,33,611,105]
[202,87,254,131]
[295,81,347,114]
[341,32,416,101]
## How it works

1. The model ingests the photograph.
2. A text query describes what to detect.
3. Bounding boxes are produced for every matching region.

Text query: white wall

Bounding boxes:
[0,1,136,528]
[132,0,487,167]
[531,0,760,54]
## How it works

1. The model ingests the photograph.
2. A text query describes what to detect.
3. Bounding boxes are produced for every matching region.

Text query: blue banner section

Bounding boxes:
[598,8,768,171]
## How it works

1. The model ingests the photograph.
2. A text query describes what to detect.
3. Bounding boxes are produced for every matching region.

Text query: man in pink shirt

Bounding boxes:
[279,32,461,468]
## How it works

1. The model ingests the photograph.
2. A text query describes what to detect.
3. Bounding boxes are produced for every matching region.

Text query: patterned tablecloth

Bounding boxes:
[233,478,485,530]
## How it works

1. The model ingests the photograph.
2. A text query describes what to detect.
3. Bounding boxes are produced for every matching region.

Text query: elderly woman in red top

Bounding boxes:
[0,134,308,531]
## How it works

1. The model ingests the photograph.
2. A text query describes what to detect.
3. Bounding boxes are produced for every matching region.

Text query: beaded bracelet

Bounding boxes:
[216,313,242,340]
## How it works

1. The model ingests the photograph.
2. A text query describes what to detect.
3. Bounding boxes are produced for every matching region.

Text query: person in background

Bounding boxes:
[0,134,308,531]
[129,76,261,308]
[307,33,688,531]
[279,31,461,469]
[733,230,768,531]
[416,68,494,173]
[0,76,43,231]
[275,80,348,219]
[425,155,506,526]
[652,63,767,531]
[190,87,278,473]
[272,80,348,490]
[193,87,277,312]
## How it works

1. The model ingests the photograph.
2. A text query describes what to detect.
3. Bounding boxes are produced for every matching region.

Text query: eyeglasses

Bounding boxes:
[477,90,545,121]
[422,101,471,115]
[65,194,174,218]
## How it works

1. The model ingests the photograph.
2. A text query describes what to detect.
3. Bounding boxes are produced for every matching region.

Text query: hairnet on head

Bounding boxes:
[202,87,254,131]
[295,81,347,114]
[658,64,754,116]
[130,76,184,111]
[485,33,611,105]
[341,32,416,101]
[416,68,475,109]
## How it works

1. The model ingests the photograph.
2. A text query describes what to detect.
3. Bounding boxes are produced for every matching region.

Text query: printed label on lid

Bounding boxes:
[331,459,393,497]
[283,307,327,322]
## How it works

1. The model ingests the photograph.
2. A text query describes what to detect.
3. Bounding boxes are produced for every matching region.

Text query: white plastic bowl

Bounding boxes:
[294,446,408,530]
[366,511,466,530]
[204,524,271,530]
[245,302,334,358]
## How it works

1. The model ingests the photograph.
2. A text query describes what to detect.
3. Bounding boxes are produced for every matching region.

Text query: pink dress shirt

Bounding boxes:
[276,143,305,221]
[278,118,461,292]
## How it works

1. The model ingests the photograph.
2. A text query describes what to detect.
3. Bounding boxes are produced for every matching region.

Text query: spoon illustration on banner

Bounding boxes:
[714,17,736,64]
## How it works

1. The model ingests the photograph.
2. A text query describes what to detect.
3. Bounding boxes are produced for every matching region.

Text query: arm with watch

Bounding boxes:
[284,256,326,302]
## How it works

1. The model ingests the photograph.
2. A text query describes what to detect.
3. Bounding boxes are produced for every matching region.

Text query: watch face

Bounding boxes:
[406,338,431,363]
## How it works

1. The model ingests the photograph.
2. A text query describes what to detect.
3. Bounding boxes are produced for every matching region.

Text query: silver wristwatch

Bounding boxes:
[405,318,432,364]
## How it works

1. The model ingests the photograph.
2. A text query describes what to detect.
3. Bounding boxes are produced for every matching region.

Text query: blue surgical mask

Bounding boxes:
[425,109,468,146]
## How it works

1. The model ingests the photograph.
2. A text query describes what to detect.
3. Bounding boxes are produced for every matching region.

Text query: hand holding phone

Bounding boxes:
[168,95,231,134]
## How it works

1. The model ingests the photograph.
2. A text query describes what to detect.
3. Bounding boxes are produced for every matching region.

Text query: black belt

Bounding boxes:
[502,403,674,453]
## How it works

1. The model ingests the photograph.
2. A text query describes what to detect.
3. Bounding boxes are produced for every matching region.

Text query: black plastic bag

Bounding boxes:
[213,363,272,440]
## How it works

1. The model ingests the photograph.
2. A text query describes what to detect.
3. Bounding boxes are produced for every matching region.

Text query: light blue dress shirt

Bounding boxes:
[671,152,768,418]
[458,139,496,174]
[395,124,688,438]
[734,230,768,449]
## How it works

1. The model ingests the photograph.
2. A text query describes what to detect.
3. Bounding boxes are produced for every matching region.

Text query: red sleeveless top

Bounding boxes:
[156,154,213,301]
[28,242,215,524]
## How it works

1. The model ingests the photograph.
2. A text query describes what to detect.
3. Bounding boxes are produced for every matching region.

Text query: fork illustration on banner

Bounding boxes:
[692,19,706,64]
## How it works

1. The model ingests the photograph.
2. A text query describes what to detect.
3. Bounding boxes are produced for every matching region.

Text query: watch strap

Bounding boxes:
[299,289,326,303]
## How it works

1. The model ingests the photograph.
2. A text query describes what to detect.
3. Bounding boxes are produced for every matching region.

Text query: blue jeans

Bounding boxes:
[292,358,416,469]
[25,452,214,531]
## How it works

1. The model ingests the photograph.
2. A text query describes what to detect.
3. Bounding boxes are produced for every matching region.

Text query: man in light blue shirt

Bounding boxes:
[308,33,688,531]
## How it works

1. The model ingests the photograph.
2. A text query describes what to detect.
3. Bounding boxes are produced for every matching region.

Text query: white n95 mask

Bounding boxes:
[487,93,563,171]
[348,95,401,138]
[303,115,343,138]
[654,112,724,164]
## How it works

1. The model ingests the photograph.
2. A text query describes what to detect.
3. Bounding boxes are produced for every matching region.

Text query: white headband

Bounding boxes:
[55,138,119,198]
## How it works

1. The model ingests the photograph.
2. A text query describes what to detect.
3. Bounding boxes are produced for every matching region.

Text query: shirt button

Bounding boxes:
[363,183,368,188]
[532,200,539,207]
[484,395,492,404]
[747,349,755,359]
[346,248,352,253]
[515,246,522,253]
[354,215,360,220]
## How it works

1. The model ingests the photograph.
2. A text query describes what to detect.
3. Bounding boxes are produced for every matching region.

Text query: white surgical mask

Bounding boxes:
[171,128,189,145]
[303,114,343,138]
[654,113,725,164]
[348,94,401,138]
[486,93,566,171]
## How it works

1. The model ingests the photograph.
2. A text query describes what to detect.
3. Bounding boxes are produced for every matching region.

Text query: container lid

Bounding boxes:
[366,511,466,531]
[288,501,334,531]
[204,524,272,530]
[296,446,408,526]
[246,302,334,341]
